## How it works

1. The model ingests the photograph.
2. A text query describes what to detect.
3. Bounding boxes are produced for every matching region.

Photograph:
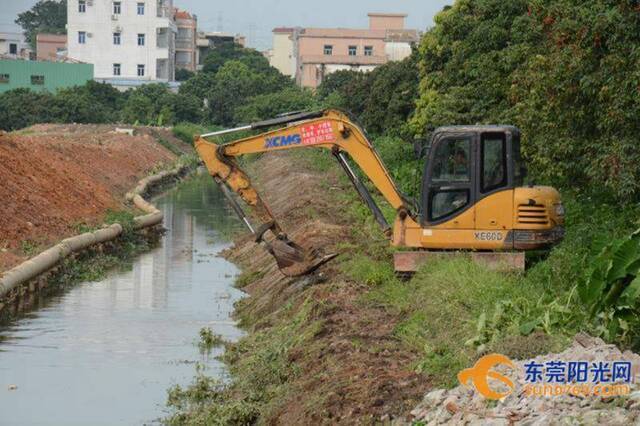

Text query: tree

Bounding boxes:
[359,54,419,136]
[316,55,419,137]
[202,42,259,74]
[54,87,110,124]
[178,72,217,101]
[234,87,318,124]
[168,93,204,124]
[175,69,195,81]
[411,0,640,202]
[0,89,57,130]
[16,0,67,48]
[208,61,266,126]
[121,92,156,125]
[317,70,366,100]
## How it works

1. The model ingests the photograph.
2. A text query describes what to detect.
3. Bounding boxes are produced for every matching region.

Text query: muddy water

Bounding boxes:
[0,174,245,425]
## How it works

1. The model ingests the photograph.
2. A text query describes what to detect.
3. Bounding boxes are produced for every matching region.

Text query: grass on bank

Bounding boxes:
[172,123,222,145]
[166,296,327,425]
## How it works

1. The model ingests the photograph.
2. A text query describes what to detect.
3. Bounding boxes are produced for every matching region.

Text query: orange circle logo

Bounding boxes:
[458,354,516,400]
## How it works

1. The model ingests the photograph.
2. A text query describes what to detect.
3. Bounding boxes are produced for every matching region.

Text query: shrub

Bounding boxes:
[234,87,317,124]
[580,229,640,344]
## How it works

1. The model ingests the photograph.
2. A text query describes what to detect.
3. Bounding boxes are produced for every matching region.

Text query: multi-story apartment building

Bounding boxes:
[67,0,176,83]
[269,13,419,88]
[174,9,197,72]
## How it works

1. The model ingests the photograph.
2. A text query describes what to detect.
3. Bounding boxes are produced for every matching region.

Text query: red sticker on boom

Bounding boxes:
[301,121,336,145]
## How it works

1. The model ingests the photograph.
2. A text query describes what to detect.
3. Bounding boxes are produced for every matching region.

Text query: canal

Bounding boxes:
[0,174,245,425]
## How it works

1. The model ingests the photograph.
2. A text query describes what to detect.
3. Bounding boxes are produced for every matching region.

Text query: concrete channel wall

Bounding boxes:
[0,164,190,301]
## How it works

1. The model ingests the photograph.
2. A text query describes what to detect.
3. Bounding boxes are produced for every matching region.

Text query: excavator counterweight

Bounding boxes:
[195,109,564,277]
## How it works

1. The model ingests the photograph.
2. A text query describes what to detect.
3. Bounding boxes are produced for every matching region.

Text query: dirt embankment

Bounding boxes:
[224,152,430,424]
[0,124,189,271]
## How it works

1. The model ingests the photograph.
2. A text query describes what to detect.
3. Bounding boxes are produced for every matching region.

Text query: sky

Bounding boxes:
[1,0,453,50]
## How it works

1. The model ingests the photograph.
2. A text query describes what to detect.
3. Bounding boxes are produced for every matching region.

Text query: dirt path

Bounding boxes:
[223,152,430,424]
[0,124,188,271]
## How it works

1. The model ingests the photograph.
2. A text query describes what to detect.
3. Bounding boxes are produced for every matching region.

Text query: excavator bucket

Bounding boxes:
[264,237,338,277]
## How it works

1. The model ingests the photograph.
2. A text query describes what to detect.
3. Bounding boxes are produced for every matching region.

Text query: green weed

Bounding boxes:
[172,123,221,145]
[235,270,266,289]
[198,327,224,354]
[19,240,40,257]
[166,295,325,424]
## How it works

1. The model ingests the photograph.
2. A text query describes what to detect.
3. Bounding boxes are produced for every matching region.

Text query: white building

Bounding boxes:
[67,0,176,83]
[0,32,31,59]
[268,27,296,77]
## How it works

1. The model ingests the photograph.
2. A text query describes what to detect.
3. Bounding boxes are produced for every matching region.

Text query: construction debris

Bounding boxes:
[409,334,640,425]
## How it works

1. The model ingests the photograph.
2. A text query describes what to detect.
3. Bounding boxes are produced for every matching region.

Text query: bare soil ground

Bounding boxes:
[224,152,430,424]
[0,124,188,272]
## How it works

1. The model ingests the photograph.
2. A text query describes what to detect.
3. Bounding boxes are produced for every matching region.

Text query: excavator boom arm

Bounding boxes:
[194,109,412,276]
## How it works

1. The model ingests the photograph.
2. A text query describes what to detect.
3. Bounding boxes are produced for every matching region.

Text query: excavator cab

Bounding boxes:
[421,126,523,227]
[195,110,564,277]
[391,125,564,272]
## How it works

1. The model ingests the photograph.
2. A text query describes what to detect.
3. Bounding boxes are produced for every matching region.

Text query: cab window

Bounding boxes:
[481,133,507,193]
[431,138,471,183]
[430,189,469,221]
[428,137,472,222]
[512,134,525,186]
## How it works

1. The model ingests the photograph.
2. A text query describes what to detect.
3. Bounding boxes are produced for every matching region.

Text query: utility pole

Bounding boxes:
[217,12,223,32]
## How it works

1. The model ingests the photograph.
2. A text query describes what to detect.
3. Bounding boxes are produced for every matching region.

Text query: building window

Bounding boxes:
[31,75,45,85]
[113,63,121,76]
[348,45,357,56]
[78,0,86,13]
[0,74,9,83]
[137,33,145,46]
[137,2,145,15]
[137,64,145,76]
[113,1,121,14]
[78,31,86,44]
[324,45,333,56]
[9,43,17,55]
[113,32,121,45]
[364,46,373,56]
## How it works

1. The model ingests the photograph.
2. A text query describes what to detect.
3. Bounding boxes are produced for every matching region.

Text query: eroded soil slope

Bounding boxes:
[0,124,187,271]
[223,152,430,424]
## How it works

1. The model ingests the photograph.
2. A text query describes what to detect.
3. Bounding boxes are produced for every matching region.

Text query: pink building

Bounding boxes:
[287,13,419,88]
[36,33,67,61]
[175,9,198,72]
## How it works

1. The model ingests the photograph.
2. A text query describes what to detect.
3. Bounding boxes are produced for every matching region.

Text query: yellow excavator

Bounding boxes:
[195,109,565,277]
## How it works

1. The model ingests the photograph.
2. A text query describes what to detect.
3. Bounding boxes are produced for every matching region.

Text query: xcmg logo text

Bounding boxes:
[264,134,301,148]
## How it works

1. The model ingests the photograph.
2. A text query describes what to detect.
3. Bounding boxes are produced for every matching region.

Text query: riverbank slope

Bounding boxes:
[167,150,434,424]
[0,124,190,272]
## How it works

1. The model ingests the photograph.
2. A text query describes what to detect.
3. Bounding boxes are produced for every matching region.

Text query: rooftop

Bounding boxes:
[273,27,295,34]
[36,33,67,42]
[174,9,194,20]
[299,28,388,39]
[368,13,408,18]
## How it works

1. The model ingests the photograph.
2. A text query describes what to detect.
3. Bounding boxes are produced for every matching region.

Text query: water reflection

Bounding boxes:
[0,173,244,425]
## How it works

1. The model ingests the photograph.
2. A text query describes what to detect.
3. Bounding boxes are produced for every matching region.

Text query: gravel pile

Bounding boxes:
[410,334,640,425]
